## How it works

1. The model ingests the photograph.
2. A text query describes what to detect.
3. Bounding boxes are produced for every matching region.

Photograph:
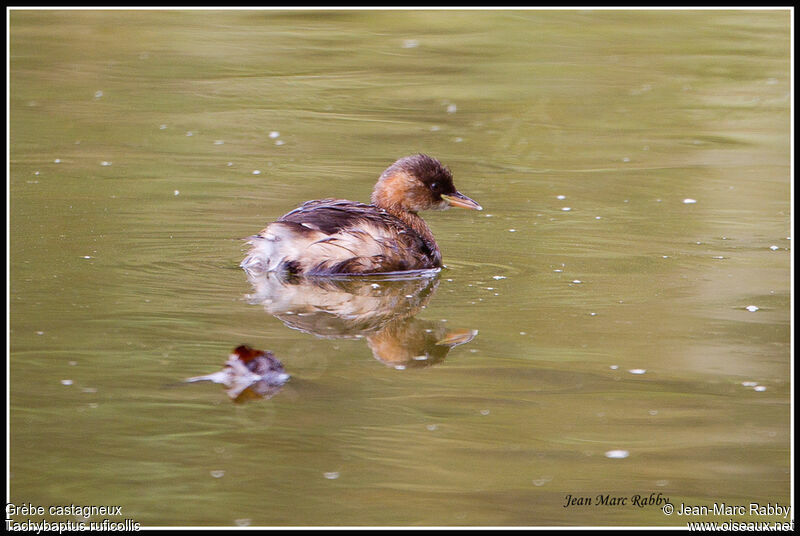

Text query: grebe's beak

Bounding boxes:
[441,192,483,211]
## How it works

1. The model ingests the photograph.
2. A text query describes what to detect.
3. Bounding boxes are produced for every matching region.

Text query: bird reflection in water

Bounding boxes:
[244,269,478,369]
[185,345,290,403]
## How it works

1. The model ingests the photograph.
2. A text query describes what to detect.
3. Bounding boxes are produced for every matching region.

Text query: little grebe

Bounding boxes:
[186,345,289,386]
[241,154,482,276]
[185,345,290,403]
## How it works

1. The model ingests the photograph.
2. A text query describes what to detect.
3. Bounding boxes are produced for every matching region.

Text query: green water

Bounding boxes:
[9,9,791,527]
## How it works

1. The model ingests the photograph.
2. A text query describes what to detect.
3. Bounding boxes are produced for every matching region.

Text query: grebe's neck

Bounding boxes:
[385,206,441,266]
[370,171,442,264]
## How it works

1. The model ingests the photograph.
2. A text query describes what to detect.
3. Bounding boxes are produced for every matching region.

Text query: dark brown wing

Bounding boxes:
[278,199,398,234]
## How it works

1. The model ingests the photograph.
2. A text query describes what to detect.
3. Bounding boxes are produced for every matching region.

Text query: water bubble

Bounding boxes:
[561,207,572,212]
[628,369,646,375]
[94,90,103,99]
[213,140,224,145]
[769,245,779,251]
[741,381,758,387]
[492,275,506,280]
[605,450,629,459]
[210,470,225,478]
[402,39,419,48]
[480,409,490,416]
[174,190,180,196]
[753,385,767,392]
[275,140,285,146]
[609,365,619,370]
[159,124,167,130]
[323,472,340,480]
[61,379,73,386]
[252,170,261,175]
[269,131,280,138]
[426,424,438,431]
[556,195,566,200]
[446,104,457,113]
[234,519,251,527]
[100,161,112,166]
[683,198,697,204]
[745,305,759,312]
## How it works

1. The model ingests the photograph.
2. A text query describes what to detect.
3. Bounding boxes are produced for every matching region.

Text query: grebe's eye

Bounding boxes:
[430,182,438,191]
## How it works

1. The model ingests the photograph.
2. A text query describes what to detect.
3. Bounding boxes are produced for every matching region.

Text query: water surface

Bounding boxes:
[9,9,791,527]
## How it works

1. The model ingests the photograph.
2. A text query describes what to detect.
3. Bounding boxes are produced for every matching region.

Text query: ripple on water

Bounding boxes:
[442,259,522,277]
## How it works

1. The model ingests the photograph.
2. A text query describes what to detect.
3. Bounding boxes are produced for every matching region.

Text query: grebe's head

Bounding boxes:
[371,154,482,213]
